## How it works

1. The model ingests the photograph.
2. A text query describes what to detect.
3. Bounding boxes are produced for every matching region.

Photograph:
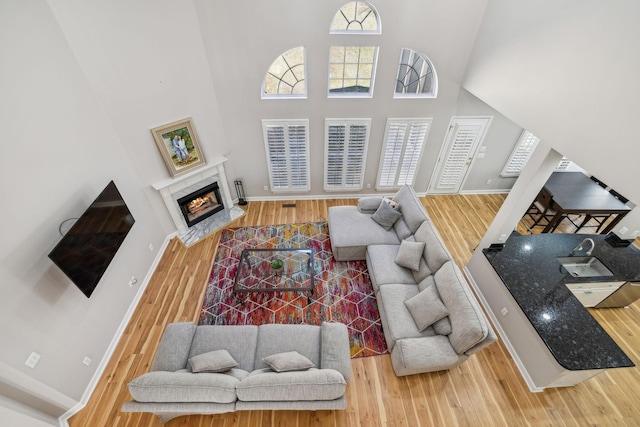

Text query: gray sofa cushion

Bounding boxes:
[393,217,413,240]
[128,370,240,403]
[371,199,402,230]
[189,325,258,372]
[151,322,197,372]
[236,368,346,402]
[414,221,451,273]
[434,261,489,354]
[357,196,384,213]
[254,324,321,370]
[376,284,436,350]
[392,185,429,234]
[328,206,400,261]
[367,245,417,291]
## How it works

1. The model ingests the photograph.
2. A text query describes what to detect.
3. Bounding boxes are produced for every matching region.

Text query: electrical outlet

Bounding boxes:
[501,307,508,316]
[367,183,371,189]
[619,226,628,235]
[498,234,507,242]
[148,243,154,252]
[486,179,492,185]
[129,276,138,287]
[263,185,268,191]
[82,356,92,367]
[25,352,41,369]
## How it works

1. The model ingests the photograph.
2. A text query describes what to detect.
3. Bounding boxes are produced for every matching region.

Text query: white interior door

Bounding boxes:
[429,117,491,194]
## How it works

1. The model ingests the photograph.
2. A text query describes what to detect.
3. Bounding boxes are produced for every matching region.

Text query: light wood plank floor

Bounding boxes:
[69,194,640,427]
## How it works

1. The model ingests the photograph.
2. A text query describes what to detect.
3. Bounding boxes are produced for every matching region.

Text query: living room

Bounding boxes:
[2,0,640,426]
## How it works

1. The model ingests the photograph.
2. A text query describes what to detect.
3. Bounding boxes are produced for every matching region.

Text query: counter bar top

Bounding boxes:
[483,233,636,371]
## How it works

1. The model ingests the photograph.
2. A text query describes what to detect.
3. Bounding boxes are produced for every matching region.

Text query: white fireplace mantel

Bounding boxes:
[152,156,234,234]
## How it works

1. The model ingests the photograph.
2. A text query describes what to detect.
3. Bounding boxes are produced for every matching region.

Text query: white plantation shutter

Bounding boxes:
[324,119,370,190]
[377,118,431,188]
[501,131,540,177]
[262,119,310,192]
[555,156,572,171]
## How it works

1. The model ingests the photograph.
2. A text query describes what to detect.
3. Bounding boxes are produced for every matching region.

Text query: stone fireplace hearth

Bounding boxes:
[152,156,243,243]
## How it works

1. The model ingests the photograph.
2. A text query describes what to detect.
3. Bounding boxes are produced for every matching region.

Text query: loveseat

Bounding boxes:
[121,321,351,423]
[328,185,496,376]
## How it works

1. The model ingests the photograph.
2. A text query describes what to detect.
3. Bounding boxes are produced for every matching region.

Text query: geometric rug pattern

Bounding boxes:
[198,222,388,358]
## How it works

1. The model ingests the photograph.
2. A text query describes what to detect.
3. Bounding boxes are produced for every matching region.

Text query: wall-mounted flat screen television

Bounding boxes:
[48,181,135,297]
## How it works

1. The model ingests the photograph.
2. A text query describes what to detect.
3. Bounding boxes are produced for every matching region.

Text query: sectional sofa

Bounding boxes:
[328,185,497,376]
[122,321,351,423]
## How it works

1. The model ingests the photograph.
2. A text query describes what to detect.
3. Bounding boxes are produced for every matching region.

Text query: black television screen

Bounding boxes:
[48,181,135,297]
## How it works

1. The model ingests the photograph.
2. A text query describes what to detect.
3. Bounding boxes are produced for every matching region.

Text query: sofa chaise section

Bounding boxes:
[327,185,497,377]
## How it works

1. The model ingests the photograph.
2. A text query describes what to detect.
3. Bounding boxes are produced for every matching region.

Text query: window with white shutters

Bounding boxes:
[377,118,432,189]
[501,130,540,177]
[262,119,310,192]
[324,119,370,190]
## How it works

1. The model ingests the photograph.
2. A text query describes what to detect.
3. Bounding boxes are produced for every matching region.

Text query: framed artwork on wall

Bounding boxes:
[151,118,206,177]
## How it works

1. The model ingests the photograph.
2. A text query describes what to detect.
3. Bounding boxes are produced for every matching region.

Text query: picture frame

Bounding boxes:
[151,117,206,178]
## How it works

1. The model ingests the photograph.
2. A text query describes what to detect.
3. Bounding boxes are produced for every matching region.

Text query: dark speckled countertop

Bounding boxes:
[483,233,637,371]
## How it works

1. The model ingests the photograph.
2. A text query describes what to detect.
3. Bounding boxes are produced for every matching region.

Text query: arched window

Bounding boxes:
[394,48,437,98]
[330,1,381,34]
[262,47,306,98]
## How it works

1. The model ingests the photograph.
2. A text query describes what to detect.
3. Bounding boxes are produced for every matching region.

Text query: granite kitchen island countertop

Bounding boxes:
[483,233,636,371]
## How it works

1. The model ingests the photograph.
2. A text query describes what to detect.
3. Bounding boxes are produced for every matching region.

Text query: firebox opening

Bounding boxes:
[176,182,224,228]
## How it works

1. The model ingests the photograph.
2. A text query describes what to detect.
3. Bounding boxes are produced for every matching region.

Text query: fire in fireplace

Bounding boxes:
[176,182,224,227]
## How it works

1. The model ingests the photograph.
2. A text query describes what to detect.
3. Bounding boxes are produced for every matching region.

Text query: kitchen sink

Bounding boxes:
[557,256,614,278]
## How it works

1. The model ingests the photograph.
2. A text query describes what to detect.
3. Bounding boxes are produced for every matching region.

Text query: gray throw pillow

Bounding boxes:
[404,284,449,332]
[371,199,402,230]
[263,351,315,372]
[189,349,238,373]
[394,240,426,271]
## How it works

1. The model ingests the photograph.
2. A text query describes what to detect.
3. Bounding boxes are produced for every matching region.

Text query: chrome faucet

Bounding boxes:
[568,238,595,256]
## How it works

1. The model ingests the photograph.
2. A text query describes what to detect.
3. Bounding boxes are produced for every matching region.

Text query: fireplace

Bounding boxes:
[176,182,224,228]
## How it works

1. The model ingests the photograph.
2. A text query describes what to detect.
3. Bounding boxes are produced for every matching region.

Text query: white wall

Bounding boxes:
[194,0,490,197]
[463,0,640,235]
[0,0,167,417]
[48,0,232,234]
[456,89,523,193]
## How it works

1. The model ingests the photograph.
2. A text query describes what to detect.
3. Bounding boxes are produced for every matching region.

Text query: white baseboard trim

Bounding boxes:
[58,234,174,426]
[462,266,543,393]
[458,189,511,195]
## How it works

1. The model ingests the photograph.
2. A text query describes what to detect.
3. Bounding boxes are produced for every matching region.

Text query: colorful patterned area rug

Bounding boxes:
[198,222,388,358]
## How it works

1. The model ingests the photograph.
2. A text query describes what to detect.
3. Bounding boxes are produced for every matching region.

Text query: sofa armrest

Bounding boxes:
[357,196,385,213]
[464,326,498,356]
[151,322,197,372]
[320,322,351,381]
[390,336,464,376]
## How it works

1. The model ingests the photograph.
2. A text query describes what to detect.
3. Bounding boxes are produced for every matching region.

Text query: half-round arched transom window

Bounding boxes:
[330,1,381,34]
